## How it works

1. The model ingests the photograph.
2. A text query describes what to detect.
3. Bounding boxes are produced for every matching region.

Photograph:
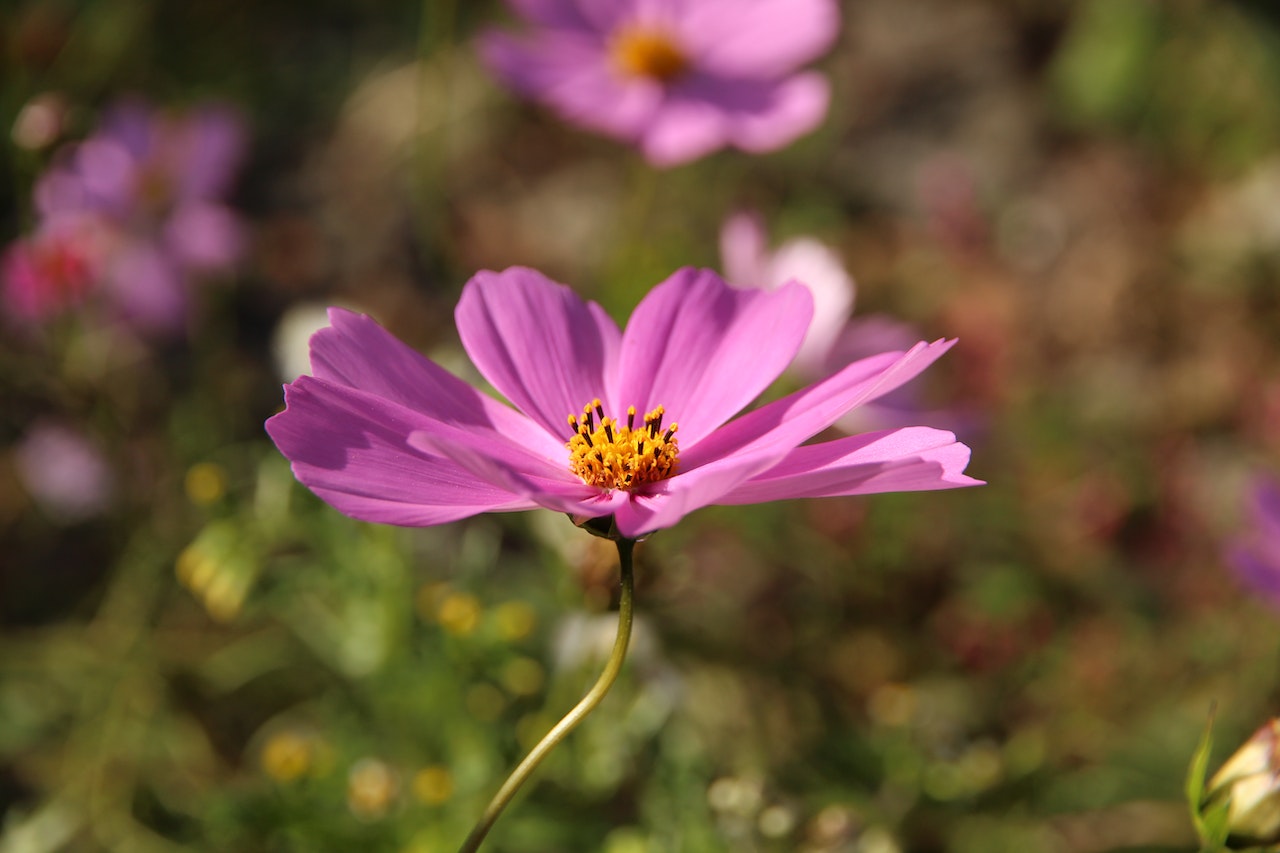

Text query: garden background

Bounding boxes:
[4,1,1280,851]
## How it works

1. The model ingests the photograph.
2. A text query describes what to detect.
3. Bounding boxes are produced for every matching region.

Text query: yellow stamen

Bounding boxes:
[609,26,688,82]
[567,401,679,491]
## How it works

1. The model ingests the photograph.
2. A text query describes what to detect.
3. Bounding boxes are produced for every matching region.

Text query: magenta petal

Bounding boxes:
[727,72,831,154]
[267,377,536,526]
[455,267,621,440]
[682,340,956,470]
[614,267,812,446]
[506,0,591,28]
[678,0,840,78]
[409,428,626,520]
[310,308,566,461]
[720,427,981,504]
[478,31,662,139]
[612,449,777,537]
[639,96,734,166]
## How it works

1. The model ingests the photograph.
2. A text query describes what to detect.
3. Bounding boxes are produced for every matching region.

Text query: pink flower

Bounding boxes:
[267,267,979,540]
[479,0,839,167]
[1226,475,1280,608]
[2,215,110,322]
[6,98,246,334]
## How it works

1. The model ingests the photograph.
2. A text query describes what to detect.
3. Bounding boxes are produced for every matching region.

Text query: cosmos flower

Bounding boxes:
[479,0,839,167]
[267,267,978,540]
[5,98,246,333]
[1225,475,1280,608]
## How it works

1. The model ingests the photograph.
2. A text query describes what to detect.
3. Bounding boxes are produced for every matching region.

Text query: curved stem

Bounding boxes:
[457,538,637,853]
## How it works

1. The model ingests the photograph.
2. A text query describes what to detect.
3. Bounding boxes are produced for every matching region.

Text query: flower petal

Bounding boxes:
[410,427,628,519]
[677,0,840,78]
[682,339,957,470]
[266,377,536,526]
[719,211,769,288]
[455,267,621,440]
[613,267,812,446]
[478,30,663,139]
[724,72,831,154]
[719,427,981,504]
[310,308,566,461]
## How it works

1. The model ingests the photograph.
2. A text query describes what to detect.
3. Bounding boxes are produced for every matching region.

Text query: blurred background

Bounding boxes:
[5,1,1280,851]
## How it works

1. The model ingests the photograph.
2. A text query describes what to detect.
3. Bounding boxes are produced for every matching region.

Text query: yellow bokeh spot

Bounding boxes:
[412,765,455,806]
[493,601,537,641]
[610,27,688,82]
[261,731,313,782]
[501,657,545,697]
[436,592,482,636]
[184,462,228,506]
[347,758,398,820]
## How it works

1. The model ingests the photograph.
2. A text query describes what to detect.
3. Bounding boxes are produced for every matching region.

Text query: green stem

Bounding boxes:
[456,538,637,853]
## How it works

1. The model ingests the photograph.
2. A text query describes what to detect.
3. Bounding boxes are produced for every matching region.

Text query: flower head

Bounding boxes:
[479,0,840,167]
[1203,719,1280,847]
[5,98,246,334]
[267,267,978,539]
[1225,475,1280,608]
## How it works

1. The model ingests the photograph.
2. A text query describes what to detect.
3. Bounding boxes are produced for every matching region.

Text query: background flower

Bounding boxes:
[479,0,839,166]
[1225,475,1280,608]
[5,98,246,334]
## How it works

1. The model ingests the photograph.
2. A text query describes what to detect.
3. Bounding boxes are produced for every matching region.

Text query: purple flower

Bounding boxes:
[479,0,839,167]
[1226,475,1280,607]
[7,98,247,334]
[266,267,979,540]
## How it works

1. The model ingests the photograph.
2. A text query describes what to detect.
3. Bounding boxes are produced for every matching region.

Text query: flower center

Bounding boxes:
[609,27,688,83]
[567,399,679,491]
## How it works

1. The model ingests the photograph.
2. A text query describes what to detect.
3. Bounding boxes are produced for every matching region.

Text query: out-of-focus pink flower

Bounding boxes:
[1226,475,1280,608]
[1,215,110,321]
[5,98,247,334]
[13,421,114,522]
[267,266,979,540]
[720,211,853,373]
[720,212,950,433]
[479,0,839,167]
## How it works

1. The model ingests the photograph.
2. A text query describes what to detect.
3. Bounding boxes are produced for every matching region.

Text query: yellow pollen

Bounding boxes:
[567,399,679,491]
[610,27,688,82]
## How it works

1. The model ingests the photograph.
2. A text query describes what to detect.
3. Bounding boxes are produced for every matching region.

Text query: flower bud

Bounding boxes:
[1205,719,1280,847]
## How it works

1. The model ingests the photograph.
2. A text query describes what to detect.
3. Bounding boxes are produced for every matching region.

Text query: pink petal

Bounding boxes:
[726,72,831,154]
[613,267,812,447]
[676,0,840,78]
[638,94,734,166]
[505,0,592,28]
[409,428,627,519]
[478,30,662,139]
[310,308,565,462]
[682,339,957,470]
[719,211,769,288]
[266,377,536,526]
[455,267,621,440]
[720,427,981,504]
[612,448,776,537]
